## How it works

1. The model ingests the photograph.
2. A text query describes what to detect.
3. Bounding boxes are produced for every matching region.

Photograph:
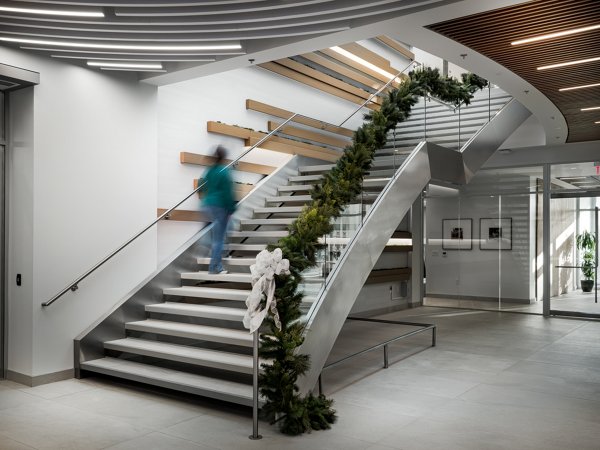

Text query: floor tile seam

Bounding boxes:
[525,354,600,372]
[475,378,600,404]
[0,431,38,450]
[16,385,98,401]
[97,429,158,450]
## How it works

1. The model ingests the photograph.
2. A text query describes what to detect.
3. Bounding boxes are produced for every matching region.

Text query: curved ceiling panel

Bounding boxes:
[427,0,600,143]
[0,0,449,76]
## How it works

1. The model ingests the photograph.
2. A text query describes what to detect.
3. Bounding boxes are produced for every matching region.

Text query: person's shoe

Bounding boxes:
[208,269,228,275]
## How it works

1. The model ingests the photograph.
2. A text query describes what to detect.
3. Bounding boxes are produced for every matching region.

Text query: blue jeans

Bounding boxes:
[207,206,231,273]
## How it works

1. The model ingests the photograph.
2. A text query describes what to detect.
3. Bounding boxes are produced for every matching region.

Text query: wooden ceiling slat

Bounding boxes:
[427,0,600,143]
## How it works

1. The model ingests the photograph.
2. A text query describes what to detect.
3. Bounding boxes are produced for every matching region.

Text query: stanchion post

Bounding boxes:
[249,330,262,440]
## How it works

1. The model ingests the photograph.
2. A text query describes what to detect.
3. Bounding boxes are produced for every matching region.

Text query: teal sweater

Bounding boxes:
[202,164,236,212]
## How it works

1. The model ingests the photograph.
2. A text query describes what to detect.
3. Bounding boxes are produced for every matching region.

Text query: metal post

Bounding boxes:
[383,344,389,368]
[595,206,598,304]
[432,326,437,347]
[457,105,461,150]
[318,374,323,396]
[542,164,551,316]
[249,330,262,440]
[411,192,425,307]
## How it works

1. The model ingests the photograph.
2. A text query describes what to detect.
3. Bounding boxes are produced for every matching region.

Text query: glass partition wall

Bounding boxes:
[549,162,600,317]
[423,165,544,313]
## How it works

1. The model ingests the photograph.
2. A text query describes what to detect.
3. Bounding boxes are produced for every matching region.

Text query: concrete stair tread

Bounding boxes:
[125,319,253,346]
[266,195,311,203]
[225,243,266,251]
[228,230,289,238]
[180,271,252,283]
[80,357,253,405]
[104,337,253,372]
[197,257,255,266]
[288,174,322,182]
[240,218,295,225]
[254,206,303,213]
[277,185,312,193]
[163,286,250,301]
[146,302,245,321]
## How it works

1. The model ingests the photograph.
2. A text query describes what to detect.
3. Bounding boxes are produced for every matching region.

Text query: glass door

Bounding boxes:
[550,162,600,317]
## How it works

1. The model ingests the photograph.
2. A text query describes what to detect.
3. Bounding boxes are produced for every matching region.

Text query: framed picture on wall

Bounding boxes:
[442,218,472,250]
[480,218,512,250]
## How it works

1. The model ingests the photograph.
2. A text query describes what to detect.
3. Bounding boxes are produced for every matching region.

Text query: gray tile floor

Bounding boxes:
[425,289,600,315]
[2,306,600,449]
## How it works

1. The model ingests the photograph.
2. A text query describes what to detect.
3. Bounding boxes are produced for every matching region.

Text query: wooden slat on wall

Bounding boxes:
[207,121,341,162]
[275,58,383,105]
[180,152,275,175]
[246,99,354,138]
[157,209,208,222]
[267,122,350,149]
[258,61,378,110]
[320,48,401,87]
[376,36,415,60]
[301,52,387,91]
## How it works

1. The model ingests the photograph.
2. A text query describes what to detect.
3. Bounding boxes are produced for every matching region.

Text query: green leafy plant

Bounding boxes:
[259,67,488,435]
[576,230,596,280]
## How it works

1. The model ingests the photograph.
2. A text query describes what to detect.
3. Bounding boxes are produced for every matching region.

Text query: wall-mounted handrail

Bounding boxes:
[42,113,300,307]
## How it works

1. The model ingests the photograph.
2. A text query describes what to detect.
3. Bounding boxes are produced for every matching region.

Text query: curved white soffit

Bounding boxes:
[379,0,567,144]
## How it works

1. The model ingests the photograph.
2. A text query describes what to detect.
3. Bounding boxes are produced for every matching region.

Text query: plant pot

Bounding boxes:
[581,279,595,293]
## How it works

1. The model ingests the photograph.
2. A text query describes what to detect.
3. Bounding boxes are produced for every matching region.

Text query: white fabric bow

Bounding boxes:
[243,248,290,333]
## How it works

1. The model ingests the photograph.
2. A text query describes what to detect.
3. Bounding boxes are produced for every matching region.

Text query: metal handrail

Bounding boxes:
[42,112,303,307]
[317,316,436,395]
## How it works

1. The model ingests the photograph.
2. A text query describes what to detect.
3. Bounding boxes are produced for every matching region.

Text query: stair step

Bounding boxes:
[228,230,289,238]
[163,286,250,301]
[146,302,245,321]
[226,243,267,251]
[288,174,322,182]
[80,357,253,406]
[265,195,311,203]
[181,271,252,283]
[240,218,295,226]
[197,257,255,266]
[277,185,313,193]
[299,164,335,174]
[125,319,253,347]
[104,338,253,373]
[363,177,391,188]
[253,206,303,214]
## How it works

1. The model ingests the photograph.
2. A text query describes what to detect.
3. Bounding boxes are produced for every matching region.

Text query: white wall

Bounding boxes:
[425,175,535,303]
[2,47,158,379]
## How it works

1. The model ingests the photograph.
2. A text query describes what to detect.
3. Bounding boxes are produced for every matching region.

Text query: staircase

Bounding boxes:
[76,89,526,406]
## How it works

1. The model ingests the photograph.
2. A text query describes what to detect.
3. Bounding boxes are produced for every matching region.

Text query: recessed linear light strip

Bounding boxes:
[22,47,244,56]
[0,37,241,51]
[0,6,103,18]
[100,67,166,73]
[87,61,162,69]
[559,82,600,92]
[582,106,600,111]
[538,56,600,70]
[330,46,395,80]
[52,55,216,62]
[511,24,600,45]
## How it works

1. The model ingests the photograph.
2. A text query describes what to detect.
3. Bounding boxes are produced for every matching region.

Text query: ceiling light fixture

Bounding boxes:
[53,55,215,62]
[100,67,166,73]
[330,46,396,80]
[538,56,600,70]
[596,121,600,124]
[559,82,600,92]
[511,24,600,45]
[582,106,600,111]
[87,61,162,69]
[0,5,104,17]
[0,37,241,51]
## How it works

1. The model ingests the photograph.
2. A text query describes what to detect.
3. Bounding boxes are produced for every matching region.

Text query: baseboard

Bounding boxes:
[7,368,74,387]
[425,293,532,304]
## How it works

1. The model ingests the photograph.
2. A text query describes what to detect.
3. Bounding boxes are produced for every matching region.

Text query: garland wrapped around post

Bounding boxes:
[258,67,488,435]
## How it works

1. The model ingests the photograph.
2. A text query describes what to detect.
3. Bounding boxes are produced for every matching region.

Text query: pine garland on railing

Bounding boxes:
[260,67,487,435]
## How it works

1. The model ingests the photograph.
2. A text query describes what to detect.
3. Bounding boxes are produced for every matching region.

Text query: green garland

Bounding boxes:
[260,67,487,435]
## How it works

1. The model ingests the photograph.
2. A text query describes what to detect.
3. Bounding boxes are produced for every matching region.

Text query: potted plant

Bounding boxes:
[576,230,597,293]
